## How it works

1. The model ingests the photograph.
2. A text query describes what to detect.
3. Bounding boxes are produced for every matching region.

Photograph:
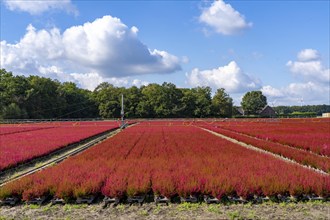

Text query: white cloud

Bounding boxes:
[199,0,252,35]
[0,15,181,89]
[297,49,320,61]
[1,24,67,76]
[62,15,181,76]
[262,82,329,106]
[132,79,149,87]
[3,0,78,15]
[186,61,261,93]
[263,49,329,105]
[287,49,329,83]
[261,85,284,98]
[29,66,149,91]
[181,56,190,64]
[69,73,105,90]
[69,73,149,90]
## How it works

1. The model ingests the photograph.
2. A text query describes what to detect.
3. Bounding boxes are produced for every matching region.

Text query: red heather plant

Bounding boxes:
[73,180,101,198]
[318,178,330,197]
[235,182,252,199]
[261,180,289,197]
[73,169,108,198]
[289,184,305,197]
[203,177,227,199]
[303,177,330,198]
[0,188,11,200]
[22,185,48,201]
[101,172,127,198]
[55,180,76,202]
[175,173,200,197]
[21,173,53,201]
[201,125,330,173]
[0,177,34,199]
[2,120,329,203]
[0,121,120,171]
[151,172,176,198]
[126,172,151,197]
[211,119,330,157]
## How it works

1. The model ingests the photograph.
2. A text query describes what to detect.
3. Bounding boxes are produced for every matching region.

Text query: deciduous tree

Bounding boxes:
[241,91,267,115]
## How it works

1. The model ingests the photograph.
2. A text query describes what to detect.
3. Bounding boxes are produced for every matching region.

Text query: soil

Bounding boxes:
[1,202,329,220]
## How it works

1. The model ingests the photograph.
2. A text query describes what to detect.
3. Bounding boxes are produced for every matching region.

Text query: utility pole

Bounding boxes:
[120,94,127,129]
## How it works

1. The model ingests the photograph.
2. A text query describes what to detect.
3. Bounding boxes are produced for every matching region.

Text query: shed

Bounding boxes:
[257,105,276,117]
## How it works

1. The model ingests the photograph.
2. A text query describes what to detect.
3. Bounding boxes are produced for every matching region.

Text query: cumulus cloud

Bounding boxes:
[199,0,252,35]
[3,0,78,15]
[0,15,181,89]
[186,61,261,93]
[262,82,329,105]
[297,49,320,61]
[61,16,181,76]
[25,65,149,91]
[69,73,149,90]
[263,49,329,105]
[261,85,284,98]
[132,79,149,87]
[66,16,176,75]
[287,49,329,83]
[1,24,68,76]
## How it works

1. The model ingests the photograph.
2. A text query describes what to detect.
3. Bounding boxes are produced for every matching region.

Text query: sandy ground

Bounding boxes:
[1,202,329,220]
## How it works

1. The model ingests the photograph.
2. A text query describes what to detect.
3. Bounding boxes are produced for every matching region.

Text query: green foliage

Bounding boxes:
[0,69,98,119]
[0,69,29,119]
[1,103,28,119]
[26,204,40,209]
[227,210,243,220]
[290,112,317,117]
[247,210,257,219]
[177,202,200,211]
[93,83,122,118]
[138,209,149,216]
[274,105,329,116]
[277,111,318,118]
[241,91,267,115]
[192,86,212,118]
[207,204,222,214]
[58,82,98,118]
[212,88,233,117]
[2,69,329,120]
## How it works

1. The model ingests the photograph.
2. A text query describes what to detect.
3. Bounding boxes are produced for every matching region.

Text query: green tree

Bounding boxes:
[180,88,197,118]
[192,86,212,118]
[25,76,64,118]
[159,82,184,117]
[136,83,185,118]
[136,84,158,117]
[124,86,142,118]
[1,103,28,119]
[58,82,98,118]
[0,69,29,119]
[93,83,122,118]
[241,91,267,115]
[212,88,233,117]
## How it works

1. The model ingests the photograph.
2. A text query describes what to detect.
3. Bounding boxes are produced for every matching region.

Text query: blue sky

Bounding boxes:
[1,0,329,106]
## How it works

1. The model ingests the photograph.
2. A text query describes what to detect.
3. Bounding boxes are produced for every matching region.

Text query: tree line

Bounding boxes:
[1,69,234,119]
[273,105,330,117]
[1,69,328,119]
